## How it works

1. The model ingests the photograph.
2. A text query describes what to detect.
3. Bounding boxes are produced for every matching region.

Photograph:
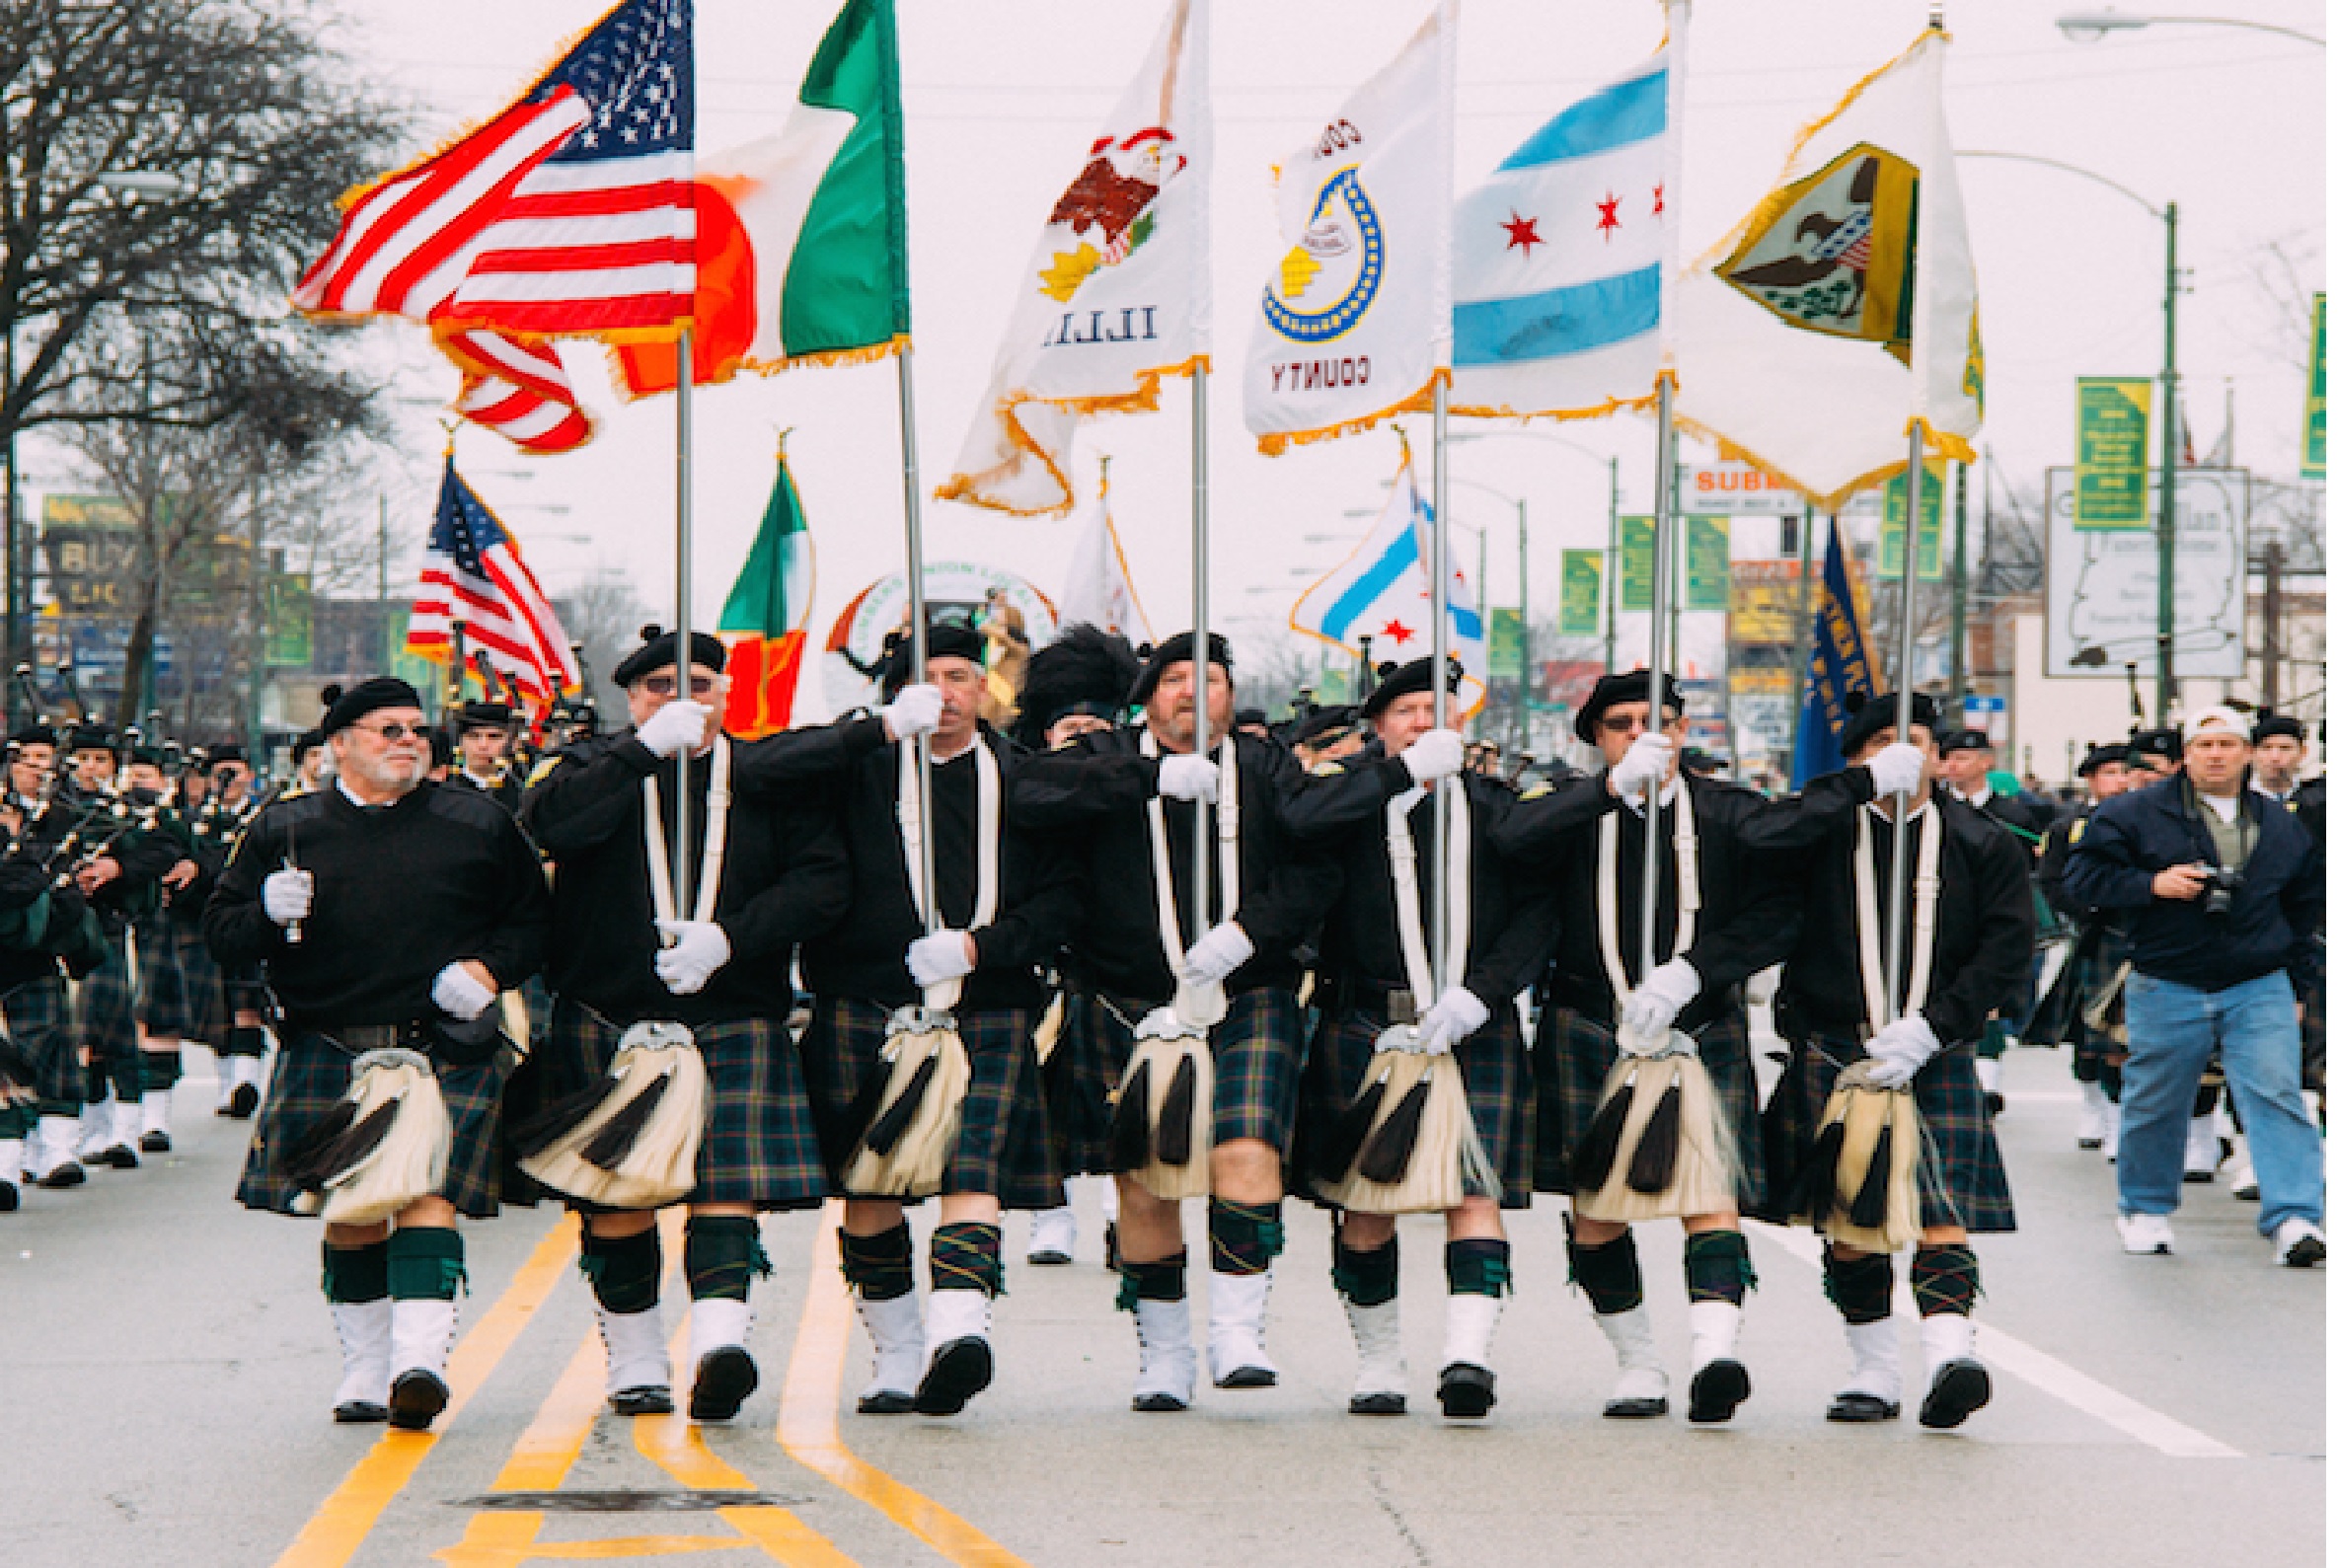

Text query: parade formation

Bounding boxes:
[0,0,2324,1563]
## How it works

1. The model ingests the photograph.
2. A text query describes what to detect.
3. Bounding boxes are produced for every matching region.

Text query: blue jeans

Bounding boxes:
[2119,970,2324,1232]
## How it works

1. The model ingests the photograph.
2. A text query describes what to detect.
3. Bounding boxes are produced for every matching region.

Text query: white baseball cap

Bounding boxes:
[2182,705,2249,744]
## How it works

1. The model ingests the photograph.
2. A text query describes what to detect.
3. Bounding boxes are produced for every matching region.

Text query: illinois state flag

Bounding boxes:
[938,0,1211,516]
[1673,22,1984,507]
[615,0,908,393]
[717,449,816,738]
[1292,449,1485,712]
[1244,2,1455,455]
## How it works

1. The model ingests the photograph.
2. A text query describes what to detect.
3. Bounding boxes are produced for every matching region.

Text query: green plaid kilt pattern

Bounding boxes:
[1299,1006,1534,1208]
[801,997,1059,1210]
[7,976,78,1112]
[1040,989,1116,1176]
[221,963,269,1029]
[1070,986,1309,1164]
[1759,1032,2015,1234]
[1532,1005,1767,1213]
[235,1030,510,1219]
[74,936,138,1071]
[135,920,194,1037]
[2069,945,2127,1076]
[166,921,230,1049]
[545,1001,828,1213]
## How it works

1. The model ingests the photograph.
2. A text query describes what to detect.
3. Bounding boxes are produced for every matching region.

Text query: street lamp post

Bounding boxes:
[2056,10,2324,45]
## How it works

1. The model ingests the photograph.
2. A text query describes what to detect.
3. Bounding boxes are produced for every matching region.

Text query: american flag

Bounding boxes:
[408,461,583,702]
[442,330,594,454]
[292,0,695,447]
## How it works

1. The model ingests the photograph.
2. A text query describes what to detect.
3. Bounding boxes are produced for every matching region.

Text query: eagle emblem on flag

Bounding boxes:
[1714,142,1919,365]
[1036,128,1188,303]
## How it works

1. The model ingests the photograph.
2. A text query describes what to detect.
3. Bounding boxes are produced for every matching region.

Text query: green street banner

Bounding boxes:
[1880,459,1945,579]
[2304,293,2326,480]
[1560,550,1603,635]
[1621,516,1654,610]
[1686,515,1730,611]
[264,574,313,668]
[1487,607,1522,671]
[2074,377,2152,528]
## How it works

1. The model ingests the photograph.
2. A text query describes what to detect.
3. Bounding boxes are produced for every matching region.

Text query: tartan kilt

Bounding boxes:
[135,921,195,1037]
[236,1030,509,1219]
[74,939,138,1066]
[222,962,268,1024]
[543,1001,827,1212]
[1073,986,1309,1164]
[1299,1005,1534,1208]
[168,920,230,1049]
[800,997,1058,1210]
[6,976,78,1110]
[1532,1005,1766,1213]
[1758,1032,2015,1234]
[1041,990,1118,1177]
[2069,946,2128,1076]
[2300,958,2326,1099]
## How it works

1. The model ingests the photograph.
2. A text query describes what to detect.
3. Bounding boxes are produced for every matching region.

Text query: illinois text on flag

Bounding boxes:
[938,0,1211,516]
[408,460,582,703]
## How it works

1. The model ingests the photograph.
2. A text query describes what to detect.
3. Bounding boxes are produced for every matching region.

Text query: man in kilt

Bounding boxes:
[1492,671,1801,1425]
[1281,658,1559,1420]
[522,629,849,1423]
[2035,743,2136,1151]
[5,721,106,1190]
[208,677,550,1431]
[189,747,273,1119]
[1011,632,1339,1410]
[1747,693,2031,1430]
[121,744,206,1155]
[790,623,1074,1417]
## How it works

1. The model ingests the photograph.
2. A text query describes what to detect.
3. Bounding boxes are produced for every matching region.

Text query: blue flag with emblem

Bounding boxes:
[1791,520,1877,788]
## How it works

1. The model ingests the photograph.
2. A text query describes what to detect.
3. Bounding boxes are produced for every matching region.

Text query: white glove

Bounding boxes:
[1402,727,1467,786]
[906,931,977,988]
[1418,986,1491,1053]
[1620,956,1701,1039]
[882,684,943,742]
[1608,732,1674,799]
[430,962,496,1022]
[635,699,712,760]
[1178,921,1253,984]
[1157,752,1219,803]
[1864,1012,1940,1089]
[653,919,731,996]
[1865,741,1925,800]
[262,868,314,927]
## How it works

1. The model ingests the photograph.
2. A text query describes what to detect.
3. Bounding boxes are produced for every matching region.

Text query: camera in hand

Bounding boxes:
[2200,864,2243,918]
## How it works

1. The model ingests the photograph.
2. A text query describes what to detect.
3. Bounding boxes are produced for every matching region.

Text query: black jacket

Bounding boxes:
[2063,772,2322,994]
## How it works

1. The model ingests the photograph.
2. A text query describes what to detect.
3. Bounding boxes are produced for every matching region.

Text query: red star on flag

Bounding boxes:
[1380,619,1416,646]
[1596,192,1622,239]
[1652,183,1665,216]
[1501,210,1544,256]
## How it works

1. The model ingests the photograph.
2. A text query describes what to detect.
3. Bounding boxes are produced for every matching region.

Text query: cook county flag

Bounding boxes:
[1292,453,1486,712]
[1673,23,1984,508]
[1244,2,1456,455]
[1450,49,1674,419]
[939,0,1211,516]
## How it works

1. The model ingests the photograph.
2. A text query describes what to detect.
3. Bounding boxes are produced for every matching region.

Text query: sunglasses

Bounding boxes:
[1598,709,1680,734]
[350,721,424,742]
[641,674,717,698]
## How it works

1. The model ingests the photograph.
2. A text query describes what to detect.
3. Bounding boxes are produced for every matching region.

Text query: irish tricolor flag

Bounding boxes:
[616,0,909,394]
[718,449,817,737]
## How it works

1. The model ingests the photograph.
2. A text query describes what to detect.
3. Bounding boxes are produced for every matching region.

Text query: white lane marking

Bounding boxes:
[1748,1221,2245,1459]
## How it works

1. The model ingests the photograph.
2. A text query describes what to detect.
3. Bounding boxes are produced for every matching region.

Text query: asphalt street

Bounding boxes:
[2,1040,2321,1568]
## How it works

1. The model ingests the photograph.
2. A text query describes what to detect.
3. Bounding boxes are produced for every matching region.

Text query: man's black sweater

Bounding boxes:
[206,781,551,1029]
[521,732,849,1025]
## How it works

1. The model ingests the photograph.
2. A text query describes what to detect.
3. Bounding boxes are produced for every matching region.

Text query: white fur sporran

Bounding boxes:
[295,1048,451,1226]
[519,1021,710,1210]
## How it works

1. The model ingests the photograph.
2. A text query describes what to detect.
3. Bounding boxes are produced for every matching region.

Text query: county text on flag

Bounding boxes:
[408,460,583,704]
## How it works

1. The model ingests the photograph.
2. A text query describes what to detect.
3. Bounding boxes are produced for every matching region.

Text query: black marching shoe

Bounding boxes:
[0,1179,18,1211]
[1602,1391,1669,1420]
[610,1385,675,1416]
[37,1160,86,1188]
[387,1370,449,1431]
[1437,1362,1497,1421]
[913,1338,994,1416]
[139,1131,172,1155]
[1918,1360,1992,1430]
[334,1399,390,1425]
[1686,1359,1752,1425]
[1825,1390,1902,1423]
[90,1144,138,1170]
[689,1347,759,1423]
[226,1083,261,1119]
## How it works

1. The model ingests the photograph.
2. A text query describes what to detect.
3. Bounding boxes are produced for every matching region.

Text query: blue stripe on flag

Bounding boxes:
[1496,64,1666,170]
[1452,604,1483,639]
[1320,527,1421,641]
[1453,264,1661,366]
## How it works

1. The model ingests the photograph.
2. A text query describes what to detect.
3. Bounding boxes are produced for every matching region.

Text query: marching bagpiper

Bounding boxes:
[520,629,849,1423]
[2034,742,2138,1151]
[1747,693,2031,1430]
[1011,632,1338,1410]
[792,622,1075,1417]
[189,746,272,1118]
[208,677,551,1430]
[1492,670,1801,1424]
[120,743,205,1155]
[1281,657,1560,1419]
[450,701,526,814]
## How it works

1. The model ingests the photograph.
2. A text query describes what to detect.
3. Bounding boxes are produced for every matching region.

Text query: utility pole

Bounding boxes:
[378,493,393,671]
[2260,538,2283,709]
[2154,200,2181,721]
[1603,455,1620,672]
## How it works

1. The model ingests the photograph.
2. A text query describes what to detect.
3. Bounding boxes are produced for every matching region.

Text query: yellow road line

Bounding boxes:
[776,1207,1032,1568]
[433,1326,607,1568]
[272,1215,581,1568]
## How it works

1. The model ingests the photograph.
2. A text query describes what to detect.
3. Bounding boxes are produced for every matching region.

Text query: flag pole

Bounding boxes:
[1639,374,1678,985]
[897,345,939,936]
[1430,378,1451,998]
[673,326,695,915]
[1883,420,1925,1013]
[1189,363,1211,953]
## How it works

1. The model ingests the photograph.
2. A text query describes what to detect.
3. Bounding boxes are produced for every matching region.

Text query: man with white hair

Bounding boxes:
[2065,705,2326,1266]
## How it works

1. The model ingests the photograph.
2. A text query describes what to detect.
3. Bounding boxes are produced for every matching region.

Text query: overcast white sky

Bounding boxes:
[58,0,2331,710]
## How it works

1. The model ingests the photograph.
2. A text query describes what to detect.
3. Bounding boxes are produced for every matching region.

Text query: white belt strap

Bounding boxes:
[896,738,1001,1009]
[1596,784,1698,1017]
[1387,779,1471,1006]
[1138,731,1241,969]
[1854,801,1944,1036]
[644,736,730,928]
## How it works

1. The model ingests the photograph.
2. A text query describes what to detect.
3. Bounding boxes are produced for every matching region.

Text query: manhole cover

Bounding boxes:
[452,1490,804,1512]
